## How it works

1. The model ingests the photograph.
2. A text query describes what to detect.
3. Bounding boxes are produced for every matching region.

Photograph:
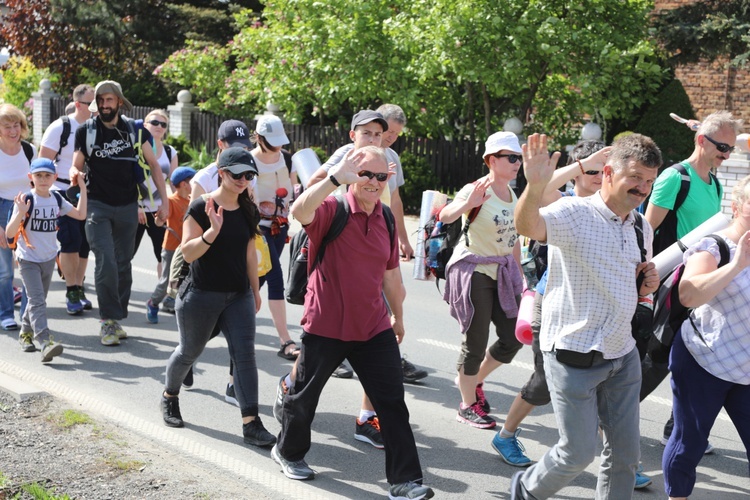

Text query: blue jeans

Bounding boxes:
[519,348,641,499]
[258,224,288,300]
[166,286,259,418]
[663,333,750,497]
[85,200,138,320]
[0,198,16,323]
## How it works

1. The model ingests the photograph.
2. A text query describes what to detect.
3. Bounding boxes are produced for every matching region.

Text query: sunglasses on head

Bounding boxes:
[359,170,389,182]
[493,153,523,164]
[704,135,734,154]
[148,119,168,128]
[226,171,256,181]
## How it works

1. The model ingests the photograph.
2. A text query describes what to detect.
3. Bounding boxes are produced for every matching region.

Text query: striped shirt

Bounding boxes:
[681,235,750,384]
[539,193,653,359]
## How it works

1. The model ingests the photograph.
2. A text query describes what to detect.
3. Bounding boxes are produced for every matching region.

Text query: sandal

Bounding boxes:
[277,340,300,360]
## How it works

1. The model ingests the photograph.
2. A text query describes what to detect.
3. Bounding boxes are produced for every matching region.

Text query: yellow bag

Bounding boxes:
[257,234,272,277]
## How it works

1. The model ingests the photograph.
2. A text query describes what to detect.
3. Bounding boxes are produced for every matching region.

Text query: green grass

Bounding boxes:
[0,471,71,500]
[48,409,93,429]
[103,455,146,472]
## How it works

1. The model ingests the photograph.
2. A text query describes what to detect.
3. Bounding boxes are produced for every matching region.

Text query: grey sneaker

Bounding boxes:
[18,330,36,352]
[242,417,276,447]
[388,481,435,500]
[271,444,315,480]
[40,337,64,363]
[112,320,127,339]
[100,320,120,346]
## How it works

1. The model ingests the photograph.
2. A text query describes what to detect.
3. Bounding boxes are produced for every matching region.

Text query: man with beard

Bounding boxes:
[70,80,169,346]
[511,133,661,499]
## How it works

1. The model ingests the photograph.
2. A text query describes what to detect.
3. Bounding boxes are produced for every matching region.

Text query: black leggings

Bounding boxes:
[134,211,166,262]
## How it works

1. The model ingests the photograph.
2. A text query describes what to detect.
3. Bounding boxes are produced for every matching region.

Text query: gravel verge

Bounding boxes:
[0,391,259,500]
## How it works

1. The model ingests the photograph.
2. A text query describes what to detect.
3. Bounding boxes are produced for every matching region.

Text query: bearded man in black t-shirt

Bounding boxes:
[70,80,169,346]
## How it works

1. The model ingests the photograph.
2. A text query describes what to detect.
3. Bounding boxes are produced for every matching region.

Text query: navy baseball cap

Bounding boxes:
[218,120,253,148]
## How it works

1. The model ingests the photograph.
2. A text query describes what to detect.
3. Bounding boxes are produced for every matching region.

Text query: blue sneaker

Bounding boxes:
[66,289,83,315]
[491,429,532,467]
[634,463,652,489]
[146,299,159,324]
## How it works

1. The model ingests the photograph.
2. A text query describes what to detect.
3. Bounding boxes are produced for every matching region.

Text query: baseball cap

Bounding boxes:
[217,147,258,174]
[89,80,133,114]
[218,120,253,148]
[256,115,290,147]
[483,131,522,158]
[30,158,57,174]
[170,166,196,186]
[351,110,388,132]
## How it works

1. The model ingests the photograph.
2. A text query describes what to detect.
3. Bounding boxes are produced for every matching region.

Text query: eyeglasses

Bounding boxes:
[148,119,168,128]
[584,170,602,175]
[226,171,256,181]
[493,153,523,164]
[704,135,734,154]
[359,170,389,182]
[77,101,92,106]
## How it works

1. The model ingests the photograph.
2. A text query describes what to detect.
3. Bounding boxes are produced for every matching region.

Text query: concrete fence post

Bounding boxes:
[31,79,59,147]
[167,89,196,141]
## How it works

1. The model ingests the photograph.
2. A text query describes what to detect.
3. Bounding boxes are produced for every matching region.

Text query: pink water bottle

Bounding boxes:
[515,289,535,345]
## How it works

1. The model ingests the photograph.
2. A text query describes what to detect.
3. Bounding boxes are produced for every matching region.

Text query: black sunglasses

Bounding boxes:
[226,171,256,181]
[148,119,168,128]
[584,170,602,175]
[493,153,522,164]
[77,101,92,106]
[359,170,389,182]
[704,135,734,154]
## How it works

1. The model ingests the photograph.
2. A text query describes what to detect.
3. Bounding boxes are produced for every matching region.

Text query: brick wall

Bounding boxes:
[653,0,750,123]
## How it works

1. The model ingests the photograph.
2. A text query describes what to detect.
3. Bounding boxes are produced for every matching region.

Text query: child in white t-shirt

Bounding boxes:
[6,158,87,361]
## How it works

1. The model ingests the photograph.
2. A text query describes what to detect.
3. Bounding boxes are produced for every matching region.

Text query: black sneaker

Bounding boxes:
[161,395,184,428]
[456,401,496,429]
[355,416,384,449]
[388,481,434,500]
[332,362,353,379]
[182,366,194,390]
[476,382,490,414]
[274,375,288,424]
[243,417,276,447]
[402,356,427,384]
[225,383,240,407]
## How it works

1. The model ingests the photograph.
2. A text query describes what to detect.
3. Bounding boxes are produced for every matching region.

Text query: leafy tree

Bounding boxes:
[652,0,750,67]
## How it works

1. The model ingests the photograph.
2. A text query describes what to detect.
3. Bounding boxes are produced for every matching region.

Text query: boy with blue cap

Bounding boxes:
[6,158,87,361]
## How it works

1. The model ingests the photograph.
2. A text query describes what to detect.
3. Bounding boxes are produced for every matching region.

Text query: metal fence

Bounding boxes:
[49,97,486,192]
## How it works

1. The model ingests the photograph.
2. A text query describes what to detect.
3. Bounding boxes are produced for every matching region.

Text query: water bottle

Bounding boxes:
[427,235,441,269]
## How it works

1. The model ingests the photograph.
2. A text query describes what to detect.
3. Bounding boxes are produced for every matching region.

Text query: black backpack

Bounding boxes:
[286,195,395,305]
[55,115,71,161]
[651,234,730,347]
[21,140,34,164]
[652,162,721,255]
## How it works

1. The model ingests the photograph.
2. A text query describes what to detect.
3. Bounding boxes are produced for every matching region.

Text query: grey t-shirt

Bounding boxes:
[321,144,405,194]
[12,191,73,263]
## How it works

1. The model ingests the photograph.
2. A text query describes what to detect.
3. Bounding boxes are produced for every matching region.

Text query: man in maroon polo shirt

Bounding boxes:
[271,145,433,500]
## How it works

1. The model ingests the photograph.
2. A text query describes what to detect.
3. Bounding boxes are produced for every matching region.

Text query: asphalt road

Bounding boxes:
[0,215,748,499]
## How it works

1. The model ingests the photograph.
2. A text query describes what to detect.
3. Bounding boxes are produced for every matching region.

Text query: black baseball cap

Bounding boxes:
[351,110,388,132]
[217,120,253,148]
[217,147,258,174]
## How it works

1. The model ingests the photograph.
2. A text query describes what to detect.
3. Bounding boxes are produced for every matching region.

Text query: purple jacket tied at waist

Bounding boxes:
[443,247,523,334]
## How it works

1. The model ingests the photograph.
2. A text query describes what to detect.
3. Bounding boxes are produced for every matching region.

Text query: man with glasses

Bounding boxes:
[641,110,743,447]
[39,84,95,315]
[272,145,434,500]
[69,80,169,346]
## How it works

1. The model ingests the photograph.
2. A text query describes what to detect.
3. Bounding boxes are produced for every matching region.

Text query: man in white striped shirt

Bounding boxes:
[511,133,662,499]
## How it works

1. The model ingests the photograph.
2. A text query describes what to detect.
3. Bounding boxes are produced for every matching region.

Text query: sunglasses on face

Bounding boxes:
[359,170,389,182]
[493,153,523,164]
[77,101,92,106]
[704,135,734,154]
[584,170,602,175]
[148,119,168,128]
[226,171,256,181]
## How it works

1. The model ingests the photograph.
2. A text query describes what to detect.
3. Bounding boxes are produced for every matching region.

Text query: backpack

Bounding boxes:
[6,191,64,250]
[286,195,395,305]
[21,140,34,164]
[423,202,482,282]
[55,115,71,161]
[651,234,730,347]
[651,162,721,255]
